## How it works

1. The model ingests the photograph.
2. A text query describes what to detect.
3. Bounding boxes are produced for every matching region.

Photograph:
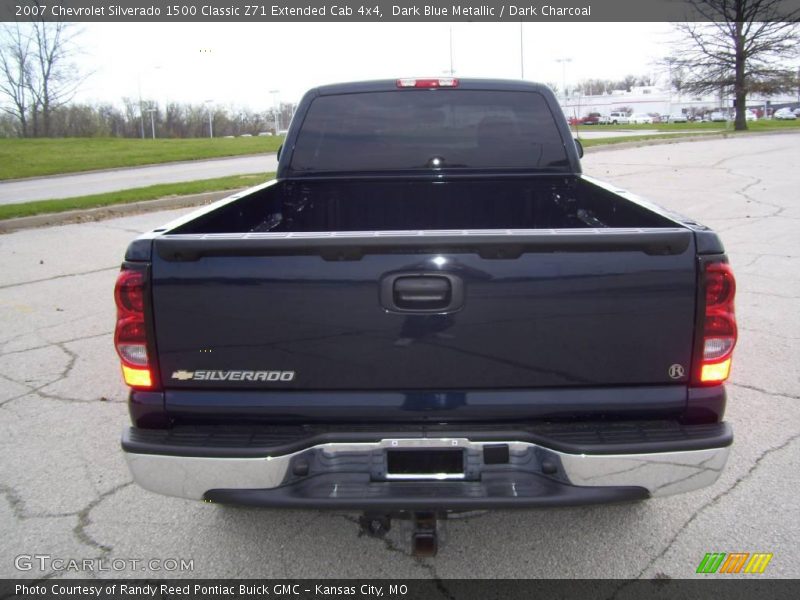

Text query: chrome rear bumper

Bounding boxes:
[124,436,730,506]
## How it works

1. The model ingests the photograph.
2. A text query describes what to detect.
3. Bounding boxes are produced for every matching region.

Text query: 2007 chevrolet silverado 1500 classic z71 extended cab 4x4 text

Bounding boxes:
[115,78,737,551]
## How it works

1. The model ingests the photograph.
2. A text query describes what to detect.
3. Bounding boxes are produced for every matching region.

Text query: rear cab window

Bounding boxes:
[289,90,571,174]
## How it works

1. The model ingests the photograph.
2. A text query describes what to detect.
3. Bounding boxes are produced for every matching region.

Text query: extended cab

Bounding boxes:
[117,79,736,526]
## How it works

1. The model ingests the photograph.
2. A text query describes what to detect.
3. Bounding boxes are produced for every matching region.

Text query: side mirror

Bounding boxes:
[276,144,282,160]
[574,138,584,158]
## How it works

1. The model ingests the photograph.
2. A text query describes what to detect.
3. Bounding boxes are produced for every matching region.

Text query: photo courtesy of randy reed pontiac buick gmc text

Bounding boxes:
[113,78,737,552]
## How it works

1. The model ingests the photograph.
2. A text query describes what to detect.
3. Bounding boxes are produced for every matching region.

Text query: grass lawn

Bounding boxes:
[572,118,800,134]
[577,118,800,148]
[0,137,283,180]
[0,173,273,220]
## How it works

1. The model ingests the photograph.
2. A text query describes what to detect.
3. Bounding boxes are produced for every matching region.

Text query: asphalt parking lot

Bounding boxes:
[1,134,798,580]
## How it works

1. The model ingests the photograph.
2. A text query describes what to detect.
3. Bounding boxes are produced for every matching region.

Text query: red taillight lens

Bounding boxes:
[114,270,145,313]
[704,314,736,338]
[114,267,154,389]
[705,263,735,306]
[697,262,737,385]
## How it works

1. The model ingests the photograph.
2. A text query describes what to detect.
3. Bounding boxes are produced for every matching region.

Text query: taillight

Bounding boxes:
[697,262,737,385]
[396,78,459,88]
[114,267,155,389]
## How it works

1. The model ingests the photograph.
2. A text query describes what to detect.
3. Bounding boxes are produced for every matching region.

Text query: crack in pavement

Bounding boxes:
[73,481,134,553]
[54,341,78,381]
[733,253,799,270]
[0,266,119,291]
[593,148,793,239]
[709,144,796,169]
[0,480,134,579]
[0,331,112,359]
[0,482,80,521]
[0,315,110,347]
[609,431,800,594]
[0,334,124,408]
[0,379,82,408]
[728,382,800,401]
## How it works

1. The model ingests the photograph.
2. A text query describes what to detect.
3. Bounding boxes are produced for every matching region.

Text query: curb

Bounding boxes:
[0,189,237,234]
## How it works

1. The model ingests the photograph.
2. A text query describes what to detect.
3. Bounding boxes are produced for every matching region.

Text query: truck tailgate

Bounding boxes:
[150,229,697,391]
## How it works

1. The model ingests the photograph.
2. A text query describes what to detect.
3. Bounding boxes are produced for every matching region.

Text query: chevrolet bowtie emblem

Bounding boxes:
[171,370,195,381]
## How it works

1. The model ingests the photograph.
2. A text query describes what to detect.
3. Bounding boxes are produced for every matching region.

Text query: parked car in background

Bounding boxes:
[668,113,688,123]
[792,107,800,117]
[581,112,602,125]
[629,113,653,124]
[774,108,797,120]
[597,114,611,125]
[608,111,630,125]
[710,112,728,122]
[745,110,757,122]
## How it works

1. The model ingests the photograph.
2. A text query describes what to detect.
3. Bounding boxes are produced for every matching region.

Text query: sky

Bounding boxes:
[74,22,676,110]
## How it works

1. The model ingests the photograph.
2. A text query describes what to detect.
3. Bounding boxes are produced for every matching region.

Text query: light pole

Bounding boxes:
[205,100,214,138]
[665,57,674,117]
[555,57,572,104]
[269,90,281,132]
[137,65,162,140]
[137,76,145,139]
[146,106,157,139]
[448,26,455,76]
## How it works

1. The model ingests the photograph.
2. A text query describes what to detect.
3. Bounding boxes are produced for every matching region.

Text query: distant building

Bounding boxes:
[559,87,798,118]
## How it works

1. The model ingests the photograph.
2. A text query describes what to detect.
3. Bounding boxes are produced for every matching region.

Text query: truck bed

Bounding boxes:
[169,176,676,234]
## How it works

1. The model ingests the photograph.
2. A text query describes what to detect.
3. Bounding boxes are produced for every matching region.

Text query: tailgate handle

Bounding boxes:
[381,274,464,313]
[395,277,450,307]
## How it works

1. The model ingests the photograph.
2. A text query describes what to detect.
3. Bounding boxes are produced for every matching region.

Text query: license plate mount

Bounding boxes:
[386,448,465,480]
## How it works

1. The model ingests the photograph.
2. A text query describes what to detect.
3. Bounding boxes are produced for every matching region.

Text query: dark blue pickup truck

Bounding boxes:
[115,78,737,550]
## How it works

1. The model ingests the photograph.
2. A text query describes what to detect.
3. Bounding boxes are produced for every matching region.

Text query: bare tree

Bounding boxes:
[28,17,86,136]
[668,0,799,130]
[0,2,86,137]
[0,23,33,136]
